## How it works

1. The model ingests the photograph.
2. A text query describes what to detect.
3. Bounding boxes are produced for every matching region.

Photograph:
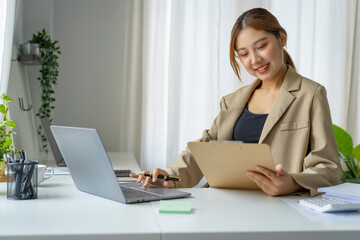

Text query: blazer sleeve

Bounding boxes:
[165,97,227,188]
[290,85,342,196]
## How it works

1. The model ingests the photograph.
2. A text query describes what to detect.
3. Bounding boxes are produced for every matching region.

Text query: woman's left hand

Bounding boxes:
[246,164,302,196]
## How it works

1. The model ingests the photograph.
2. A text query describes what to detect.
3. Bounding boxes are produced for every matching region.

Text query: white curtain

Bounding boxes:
[0,0,6,81]
[122,0,359,171]
[346,0,360,146]
[138,0,267,170]
[118,0,143,167]
[0,0,15,94]
[268,0,360,144]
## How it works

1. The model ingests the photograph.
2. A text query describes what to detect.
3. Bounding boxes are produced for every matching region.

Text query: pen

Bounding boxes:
[23,163,36,198]
[15,152,25,198]
[21,150,30,195]
[139,173,181,182]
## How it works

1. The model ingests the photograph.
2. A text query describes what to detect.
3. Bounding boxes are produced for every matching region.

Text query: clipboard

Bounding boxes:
[188,141,275,190]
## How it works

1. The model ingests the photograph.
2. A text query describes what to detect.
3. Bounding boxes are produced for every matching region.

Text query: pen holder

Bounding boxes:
[6,160,38,200]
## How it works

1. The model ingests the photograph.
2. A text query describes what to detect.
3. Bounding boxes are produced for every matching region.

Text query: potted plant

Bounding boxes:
[333,124,360,183]
[20,41,40,56]
[0,94,17,182]
[31,29,61,153]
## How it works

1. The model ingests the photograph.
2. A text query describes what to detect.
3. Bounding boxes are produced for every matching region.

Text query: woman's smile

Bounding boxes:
[255,63,270,74]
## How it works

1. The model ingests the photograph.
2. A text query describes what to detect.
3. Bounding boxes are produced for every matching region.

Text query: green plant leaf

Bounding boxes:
[1,94,13,102]
[353,144,360,162]
[342,171,351,179]
[3,137,12,149]
[3,120,16,128]
[344,160,357,178]
[333,124,353,156]
[345,178,360,184]
[0,105,6,114]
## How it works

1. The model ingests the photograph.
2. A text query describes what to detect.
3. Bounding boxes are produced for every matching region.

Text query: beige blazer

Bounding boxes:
[166,66,342,195]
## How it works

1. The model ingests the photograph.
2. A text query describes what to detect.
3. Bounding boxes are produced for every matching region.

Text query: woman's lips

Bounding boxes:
[256,63,270,74]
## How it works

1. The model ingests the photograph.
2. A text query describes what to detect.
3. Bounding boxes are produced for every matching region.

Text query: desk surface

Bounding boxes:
[152,188,360,240]
[0,152,158,240]
[0,152,359,240]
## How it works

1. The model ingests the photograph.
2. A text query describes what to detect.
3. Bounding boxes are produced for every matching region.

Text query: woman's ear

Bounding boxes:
[279,31,287,47]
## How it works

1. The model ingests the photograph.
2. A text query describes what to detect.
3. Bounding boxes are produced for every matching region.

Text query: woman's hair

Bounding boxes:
[230,8,296,81]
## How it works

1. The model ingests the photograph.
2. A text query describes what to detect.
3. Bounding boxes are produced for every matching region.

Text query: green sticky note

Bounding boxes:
[159,200,191,214]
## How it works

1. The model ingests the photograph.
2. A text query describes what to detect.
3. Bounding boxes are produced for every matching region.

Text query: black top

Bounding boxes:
[232,104,268,143]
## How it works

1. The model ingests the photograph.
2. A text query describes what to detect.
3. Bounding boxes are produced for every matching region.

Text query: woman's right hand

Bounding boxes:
[130,168,175,188]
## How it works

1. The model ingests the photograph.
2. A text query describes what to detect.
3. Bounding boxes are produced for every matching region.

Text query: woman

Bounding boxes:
[131,8,342,196]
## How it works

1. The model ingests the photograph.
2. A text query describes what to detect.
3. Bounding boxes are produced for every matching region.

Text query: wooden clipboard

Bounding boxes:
[188,141,275,190]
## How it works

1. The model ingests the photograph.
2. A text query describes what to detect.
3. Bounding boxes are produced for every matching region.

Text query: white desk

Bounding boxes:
[0,152,159,240]
[0,175,160,240]
[1,152,359,239]
[151,188,360,240]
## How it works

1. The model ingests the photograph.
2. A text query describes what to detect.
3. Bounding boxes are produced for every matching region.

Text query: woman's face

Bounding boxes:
[235,27,286,82]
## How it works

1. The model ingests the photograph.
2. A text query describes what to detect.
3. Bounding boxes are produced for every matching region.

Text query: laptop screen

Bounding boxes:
[40,118,66,166]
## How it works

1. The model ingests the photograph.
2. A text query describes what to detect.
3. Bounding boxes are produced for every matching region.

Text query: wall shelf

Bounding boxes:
[18,54,42,65]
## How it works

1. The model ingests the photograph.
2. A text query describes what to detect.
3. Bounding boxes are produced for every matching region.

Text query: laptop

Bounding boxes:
[50,125,191,203]
[188,141,275,190]
[40,118,66,166]
[40,118,136,180]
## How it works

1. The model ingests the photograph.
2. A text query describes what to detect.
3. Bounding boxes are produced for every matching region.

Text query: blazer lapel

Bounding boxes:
[218,79,262,140]
[259,66,301,143]
[218,108,243,140]
[258,88,295,143]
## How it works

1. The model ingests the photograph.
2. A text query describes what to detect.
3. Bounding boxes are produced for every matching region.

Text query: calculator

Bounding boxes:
[298,198,360,213]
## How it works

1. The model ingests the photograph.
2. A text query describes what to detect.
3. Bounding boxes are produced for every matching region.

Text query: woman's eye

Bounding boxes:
[240,53,248,57]
[257,44,267,50]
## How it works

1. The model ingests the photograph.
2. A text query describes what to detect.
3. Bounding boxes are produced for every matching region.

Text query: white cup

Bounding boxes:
[35,164,54,186]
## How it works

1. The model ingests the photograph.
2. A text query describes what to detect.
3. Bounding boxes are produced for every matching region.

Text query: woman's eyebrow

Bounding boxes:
[236,37,268,51]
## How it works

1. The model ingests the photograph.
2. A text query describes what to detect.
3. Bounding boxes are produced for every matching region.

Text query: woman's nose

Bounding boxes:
[251,53,262,65]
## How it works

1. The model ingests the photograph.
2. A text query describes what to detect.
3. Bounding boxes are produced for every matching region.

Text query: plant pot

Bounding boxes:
[31,44,40,56]
[0,169,6,182]
[20,42,40,56]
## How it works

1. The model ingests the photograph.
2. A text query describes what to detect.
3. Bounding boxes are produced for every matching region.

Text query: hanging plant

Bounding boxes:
[31,29,61,153]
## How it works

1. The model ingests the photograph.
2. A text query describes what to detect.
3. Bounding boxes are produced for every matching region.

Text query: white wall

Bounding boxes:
[7,44,40,160]
[17,0,130,156]
[52,0,129,152]
[22,0,52,130]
